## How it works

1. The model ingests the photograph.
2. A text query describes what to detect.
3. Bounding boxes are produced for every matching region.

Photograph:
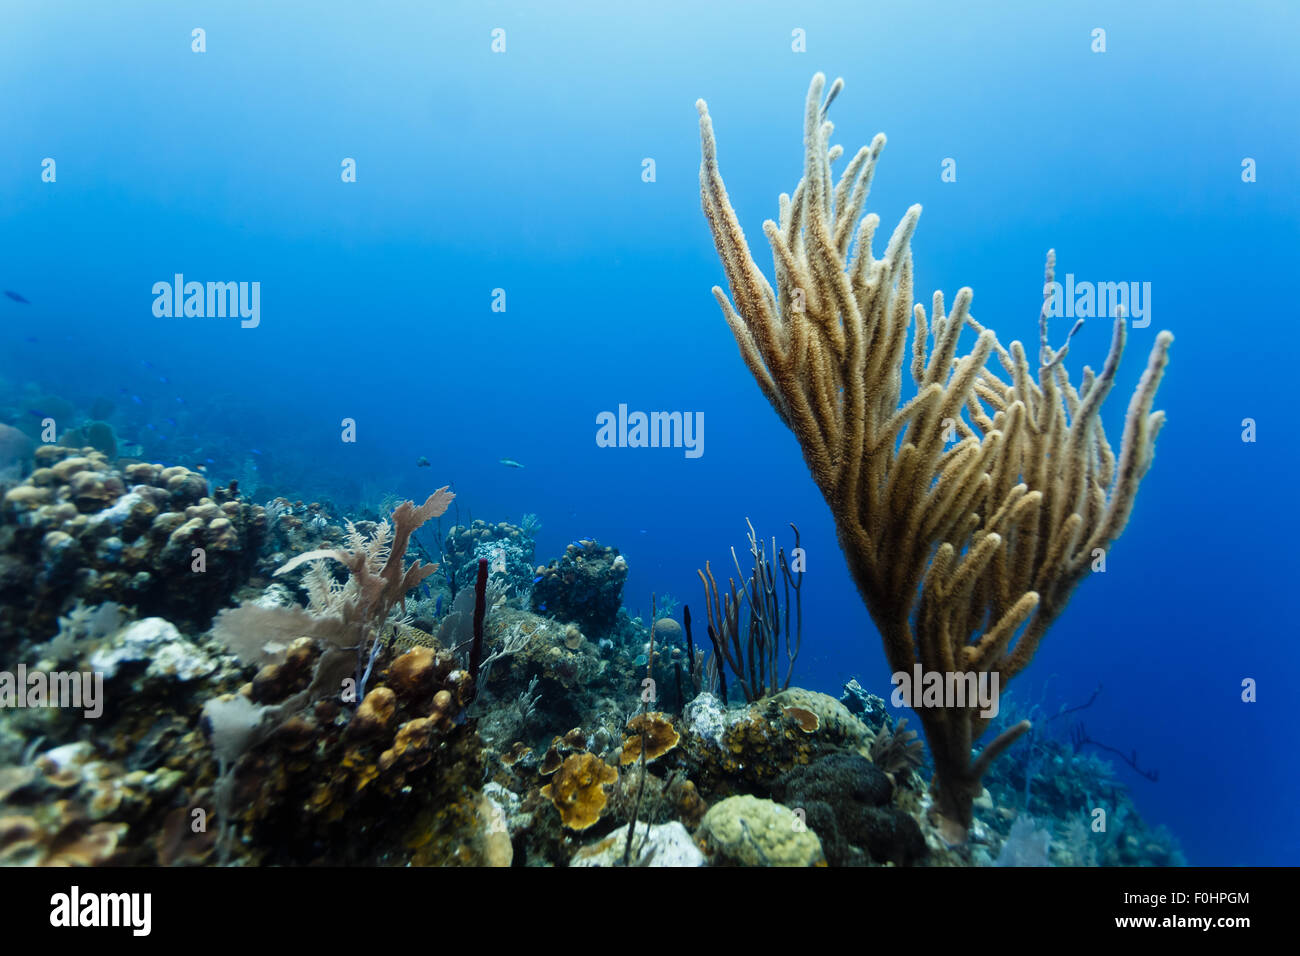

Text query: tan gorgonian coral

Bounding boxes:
[696,74,1172,834]
[212,489,455,702]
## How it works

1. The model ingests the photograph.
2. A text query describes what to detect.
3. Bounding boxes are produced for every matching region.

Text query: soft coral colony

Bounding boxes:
[0,74,1183,868]
[696,74,1172,837]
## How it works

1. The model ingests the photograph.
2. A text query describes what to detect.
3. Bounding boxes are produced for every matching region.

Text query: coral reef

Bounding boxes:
[0,438,1187,867]
[530,539,628,636]
[442,517,537,597]
[681,689,873,792]
[216,643,487,865]
[0,447,265,642]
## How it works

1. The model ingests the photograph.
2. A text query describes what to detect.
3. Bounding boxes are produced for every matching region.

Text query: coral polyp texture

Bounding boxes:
[696,74,1172,832]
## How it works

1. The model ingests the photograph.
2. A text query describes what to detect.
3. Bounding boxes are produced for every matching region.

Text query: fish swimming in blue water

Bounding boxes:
[4,290,30,304]
[499,458,524,469]
[416,456,430,467]
[532,575,544,584]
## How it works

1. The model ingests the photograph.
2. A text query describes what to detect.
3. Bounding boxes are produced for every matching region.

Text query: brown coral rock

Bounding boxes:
[539,745,563,775]
[671,778,708,828]
[502,742,532,767]
[353,687,398,736]
[540,752,618,831]
[3,485,50,510]
[51,456,98,483]
[563,624,584,650]
[388,645,436,702]
[378,717,436,773]
[620,712,680,765]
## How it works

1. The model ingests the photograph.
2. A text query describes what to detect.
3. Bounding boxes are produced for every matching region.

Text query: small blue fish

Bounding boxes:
[159,376,168,384]
[164,417,176,426]
[131,395,142,405]
[204,457,215,464]
[4,290,31,304]
[499,458,524,469]
[435,594,444,617]
[532,575,544,584]
[146,423,156,431]
[251,449,262,455]
[538,603,547,612]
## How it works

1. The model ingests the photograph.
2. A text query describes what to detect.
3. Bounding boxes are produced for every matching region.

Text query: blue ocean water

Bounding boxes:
[1,1,1295,866]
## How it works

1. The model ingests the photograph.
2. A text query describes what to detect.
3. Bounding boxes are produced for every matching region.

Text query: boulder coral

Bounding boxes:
[0,447,265,641]
[696,795,825,866]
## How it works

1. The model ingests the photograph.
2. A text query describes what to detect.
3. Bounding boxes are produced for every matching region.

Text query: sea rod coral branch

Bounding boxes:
[695,74,1172,833]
